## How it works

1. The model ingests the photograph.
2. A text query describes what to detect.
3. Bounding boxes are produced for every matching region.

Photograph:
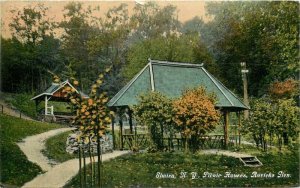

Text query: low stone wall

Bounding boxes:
[66,131,113,154]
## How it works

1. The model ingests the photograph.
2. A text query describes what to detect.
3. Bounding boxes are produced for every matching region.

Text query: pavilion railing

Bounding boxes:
[121,134,225,150]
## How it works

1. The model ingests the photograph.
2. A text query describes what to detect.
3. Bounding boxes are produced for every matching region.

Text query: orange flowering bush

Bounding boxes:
[269,79,299,99]
[173,87,221,151]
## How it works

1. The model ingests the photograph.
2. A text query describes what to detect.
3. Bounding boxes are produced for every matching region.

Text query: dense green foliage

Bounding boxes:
[242,98,299,151]
[2,4,63,93]
[124,34,216,81]
[0,114,61,186]
[43,131,76,163]
[65,151,299,187]
[133,92,174,150]
[202,1,299,96]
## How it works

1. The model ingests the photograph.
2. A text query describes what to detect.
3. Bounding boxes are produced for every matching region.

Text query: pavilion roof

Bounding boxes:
[108,59,249,111]
[31,80,88,101]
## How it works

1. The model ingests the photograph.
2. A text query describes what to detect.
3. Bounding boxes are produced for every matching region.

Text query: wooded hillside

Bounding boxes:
[1,1,299,98]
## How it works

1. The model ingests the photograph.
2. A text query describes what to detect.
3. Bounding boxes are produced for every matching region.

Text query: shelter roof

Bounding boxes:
[31,80,88,101]
[108,59,249,111]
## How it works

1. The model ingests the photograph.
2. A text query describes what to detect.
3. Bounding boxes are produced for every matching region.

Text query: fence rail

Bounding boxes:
[0,104,24,119]
[121,134,227,150]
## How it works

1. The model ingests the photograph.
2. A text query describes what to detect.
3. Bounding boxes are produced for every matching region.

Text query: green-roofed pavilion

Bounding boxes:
[108,59,249,149]
[108,60,248,111]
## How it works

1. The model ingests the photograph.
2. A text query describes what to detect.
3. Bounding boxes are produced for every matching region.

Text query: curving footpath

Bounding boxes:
[18,128,130,188]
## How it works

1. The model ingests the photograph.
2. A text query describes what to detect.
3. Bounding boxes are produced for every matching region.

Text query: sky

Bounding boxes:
[1,0,211,38]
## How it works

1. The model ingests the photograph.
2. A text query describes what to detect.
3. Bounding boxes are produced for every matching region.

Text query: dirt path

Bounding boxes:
[18,128,130,188]
[200,149,252,158]
[22,151,130,188]
[17,128,74,171]
[0,99,33,120]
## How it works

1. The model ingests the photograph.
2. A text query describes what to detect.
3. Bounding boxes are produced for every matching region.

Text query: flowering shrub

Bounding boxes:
[269,79,299,99]
[173,87,221,151]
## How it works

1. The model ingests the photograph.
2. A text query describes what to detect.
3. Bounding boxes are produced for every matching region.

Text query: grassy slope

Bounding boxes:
[0,114,62,186]
[43,131,76,163]
[2,93,38,118]
[2,93,71,119]
[66,151,299,187]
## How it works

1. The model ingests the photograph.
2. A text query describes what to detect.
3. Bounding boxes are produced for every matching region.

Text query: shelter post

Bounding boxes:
[119,117,124,150]
[238,111,241,145]
[45,96,48,115]
[111,115,115,150]
[128,108,133,134]
[224,111,229,149]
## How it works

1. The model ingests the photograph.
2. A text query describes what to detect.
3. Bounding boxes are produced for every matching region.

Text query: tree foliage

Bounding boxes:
[124,34,215,81]
[2,4,63,93]
[130,2,180,40]
[243,98,299,151]
[133,92,174,150]
[203,1,299,96]
[2,1,298,103]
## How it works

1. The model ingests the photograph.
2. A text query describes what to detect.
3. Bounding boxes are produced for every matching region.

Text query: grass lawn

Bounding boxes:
[0,114,62,186]
[65,150,299,187]
[43,131,77,163]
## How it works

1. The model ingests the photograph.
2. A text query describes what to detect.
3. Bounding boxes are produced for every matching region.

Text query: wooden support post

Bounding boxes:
[224,111,229,149]
[119,118,123,150]
[111,116,115,150]
[238,111,241,146]
[128,108,133,134]
[45,96,48,115]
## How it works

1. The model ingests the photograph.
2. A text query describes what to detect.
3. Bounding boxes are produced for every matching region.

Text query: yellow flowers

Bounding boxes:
[102,98,108,103]
[53,75,60,83]
[88,99,94,106]
[96,80,103,85]
[73,80,79,86]
[70,99,77,104]
[105,66,112,73]
[104,117,111,123]
[65,86,71,91]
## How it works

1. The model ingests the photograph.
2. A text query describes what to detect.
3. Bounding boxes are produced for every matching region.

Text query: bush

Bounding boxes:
[133,92,174,150]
